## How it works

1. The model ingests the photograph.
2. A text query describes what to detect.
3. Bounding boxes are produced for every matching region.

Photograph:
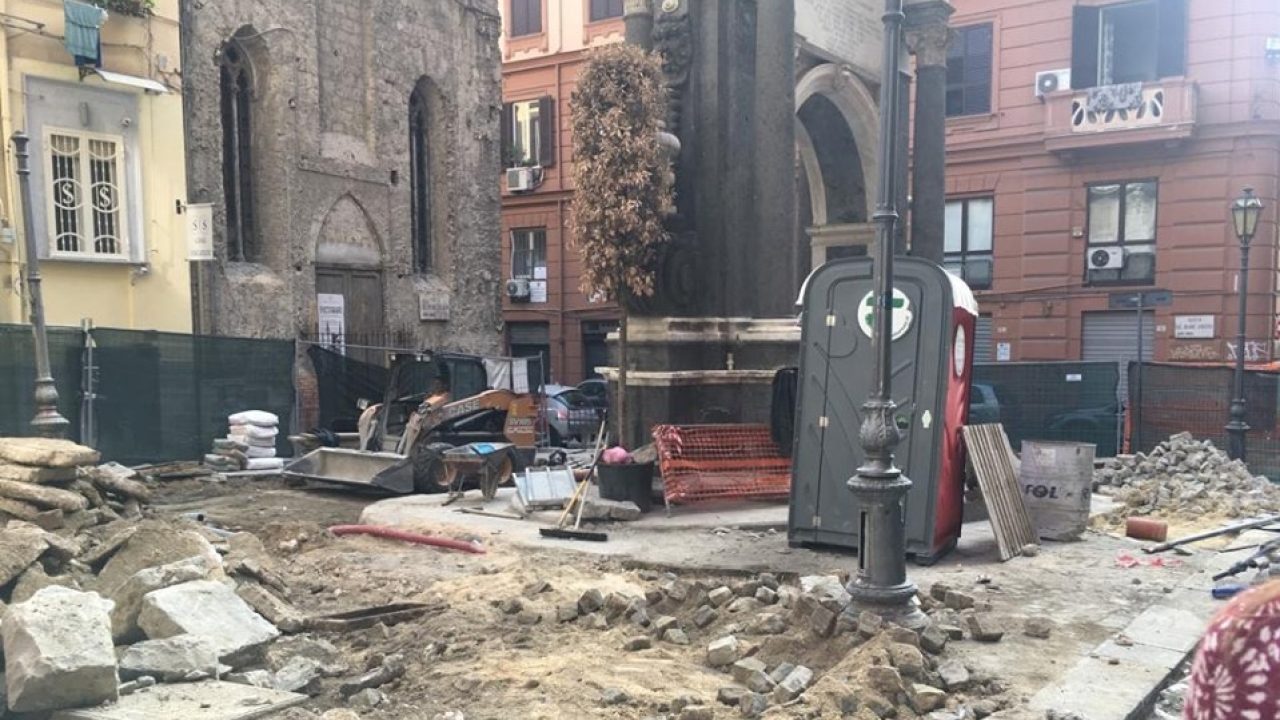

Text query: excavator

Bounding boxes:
[284,351,541,494]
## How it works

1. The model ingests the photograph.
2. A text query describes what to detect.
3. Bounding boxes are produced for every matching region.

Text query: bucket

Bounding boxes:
[597,462,655,513]
[1020,440,1096,541]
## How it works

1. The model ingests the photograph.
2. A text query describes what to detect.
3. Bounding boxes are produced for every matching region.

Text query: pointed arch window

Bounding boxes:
[410,81,432,273]
[219,36,256,262]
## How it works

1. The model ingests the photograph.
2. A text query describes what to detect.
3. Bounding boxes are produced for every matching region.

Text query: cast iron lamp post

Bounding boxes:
[13,133,69,438]
[1226,187,1263,461]
[845,0,926,629]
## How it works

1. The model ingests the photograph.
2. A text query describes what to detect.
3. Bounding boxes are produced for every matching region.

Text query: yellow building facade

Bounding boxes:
[0,0,189,332]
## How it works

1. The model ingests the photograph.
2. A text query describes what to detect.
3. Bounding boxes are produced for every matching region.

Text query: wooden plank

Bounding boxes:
[962,424,1038,561]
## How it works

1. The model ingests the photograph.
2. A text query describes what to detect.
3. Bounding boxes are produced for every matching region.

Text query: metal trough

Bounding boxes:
[282,447,414,494]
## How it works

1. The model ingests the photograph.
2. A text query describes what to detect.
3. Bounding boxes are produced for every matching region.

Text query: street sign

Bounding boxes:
[1108,289,1172,310]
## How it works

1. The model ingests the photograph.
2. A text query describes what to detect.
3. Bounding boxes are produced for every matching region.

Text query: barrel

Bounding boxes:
[1019,441,1096,541]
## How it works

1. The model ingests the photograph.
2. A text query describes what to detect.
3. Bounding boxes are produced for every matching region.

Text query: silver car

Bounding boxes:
[542,384,604,446]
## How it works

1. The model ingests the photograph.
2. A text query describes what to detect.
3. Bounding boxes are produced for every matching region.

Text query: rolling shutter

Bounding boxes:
[1082,311,1154,406]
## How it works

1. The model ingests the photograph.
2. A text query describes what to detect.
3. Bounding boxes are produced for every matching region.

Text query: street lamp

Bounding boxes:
[844,0,926,629]
[1226,187,1263,461]
[12,132,69,438]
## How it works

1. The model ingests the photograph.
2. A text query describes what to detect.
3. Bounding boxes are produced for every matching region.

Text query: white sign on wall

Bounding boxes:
[317,293,346,355]
[996,342,1012,362]
[186,203,214,261]
[795,0,883,79]
[1174,315,1216,339]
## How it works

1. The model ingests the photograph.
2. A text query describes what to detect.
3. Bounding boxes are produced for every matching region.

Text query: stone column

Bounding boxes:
[905,0,954,265]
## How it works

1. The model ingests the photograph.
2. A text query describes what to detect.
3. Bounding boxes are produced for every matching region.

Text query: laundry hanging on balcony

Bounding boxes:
[1085,82,1144,114]
[64,0,108,68]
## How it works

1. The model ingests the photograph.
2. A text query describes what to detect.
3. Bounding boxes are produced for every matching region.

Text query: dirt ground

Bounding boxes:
[150,477,1022,720]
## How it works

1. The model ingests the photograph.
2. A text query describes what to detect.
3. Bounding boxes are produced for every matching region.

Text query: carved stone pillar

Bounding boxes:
[624,0,655,50]
[905,0,954,265]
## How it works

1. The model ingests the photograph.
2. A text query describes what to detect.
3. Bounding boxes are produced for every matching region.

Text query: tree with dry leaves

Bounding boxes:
[570,44,672,446]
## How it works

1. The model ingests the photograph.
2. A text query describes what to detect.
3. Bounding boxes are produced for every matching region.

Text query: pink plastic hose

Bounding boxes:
[328,524,485,554]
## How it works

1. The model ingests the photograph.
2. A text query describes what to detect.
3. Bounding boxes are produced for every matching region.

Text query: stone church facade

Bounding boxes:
[180,0,504,363]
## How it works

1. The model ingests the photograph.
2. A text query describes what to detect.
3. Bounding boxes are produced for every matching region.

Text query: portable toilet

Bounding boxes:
[788,257,977,563]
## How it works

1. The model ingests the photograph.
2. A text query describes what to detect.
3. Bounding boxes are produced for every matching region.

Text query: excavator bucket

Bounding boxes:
[282,447,415,494]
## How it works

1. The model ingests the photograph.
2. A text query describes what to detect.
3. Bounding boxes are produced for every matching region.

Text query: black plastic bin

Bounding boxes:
[597,462,655,513]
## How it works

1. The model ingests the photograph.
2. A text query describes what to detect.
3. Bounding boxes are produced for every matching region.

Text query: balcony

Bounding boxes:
[1043,78,1198,155]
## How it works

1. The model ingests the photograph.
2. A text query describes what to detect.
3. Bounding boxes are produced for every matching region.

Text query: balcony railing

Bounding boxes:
[1044,78,1198,154]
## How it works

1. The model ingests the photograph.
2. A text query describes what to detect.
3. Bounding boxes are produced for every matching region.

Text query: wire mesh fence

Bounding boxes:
[0,323,296,465]
[971,361,1122,457]
[1128,362,1280,480]
[652,424,792,505]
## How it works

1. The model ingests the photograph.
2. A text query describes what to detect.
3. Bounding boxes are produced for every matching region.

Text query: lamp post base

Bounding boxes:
[1225,419,1249,462]
[845,579,928,629]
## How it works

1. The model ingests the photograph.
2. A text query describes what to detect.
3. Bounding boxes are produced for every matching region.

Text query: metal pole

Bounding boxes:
[1227,241,1251,461]
[13,132,70,438]
[845,0,925,629]
[1134,296,1144,453]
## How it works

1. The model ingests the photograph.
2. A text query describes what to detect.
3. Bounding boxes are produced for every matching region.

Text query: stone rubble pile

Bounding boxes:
[511,569,1013,719]
[0,437,373,716]
[0,437,150,526]
[1094,432,1280,519]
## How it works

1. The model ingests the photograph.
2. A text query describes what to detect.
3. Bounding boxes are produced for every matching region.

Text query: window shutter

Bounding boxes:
[1156,0,1187,79]
[537,96,556,168]
[1070,6,1101,90]
[500,102,513,169]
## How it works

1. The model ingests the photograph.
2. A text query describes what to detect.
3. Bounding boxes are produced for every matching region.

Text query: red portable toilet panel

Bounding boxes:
[934,272,978,554]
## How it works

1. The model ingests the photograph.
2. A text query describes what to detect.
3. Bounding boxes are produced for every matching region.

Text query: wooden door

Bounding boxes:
[315,267,386,366]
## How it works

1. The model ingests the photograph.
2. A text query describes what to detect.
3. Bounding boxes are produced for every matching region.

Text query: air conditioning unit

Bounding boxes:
[1035,69,1071,97]
[506,277,531,301]
[1088,247,1124,271]
[506,167,535,193]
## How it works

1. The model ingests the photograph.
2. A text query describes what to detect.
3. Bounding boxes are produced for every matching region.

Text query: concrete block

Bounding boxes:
[119,635,220,682]
[3,586,117,712]
[138,580,280,666]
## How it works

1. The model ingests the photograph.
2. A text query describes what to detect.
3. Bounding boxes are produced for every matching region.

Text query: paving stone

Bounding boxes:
[95,522,221,597]
[578,588,604,614]
[0,437,99,467]
[727,597,760,614]
[348,688,385,709]
[937,659,971,691]
[3,586,117,712]
[109,555,216,642]
[515,610,541,626]
[707,636,741,667]
[857,610,884,637]
[680,705,715,720]
[653,615,680,634]
[768,662,796,684]
[556,602,580,623]
[708,586,734,607]
[864,665,903,696]
[911,683,947,713]
[661,579,690,603]
[237,582,306,634]
[965,613,1005,642]
[890,642,926,677]
[664,628,691,645]
[630,606,652,627]
[604,592,632,620]
[265,634,349,677]
[0,523,49,588]
[732,658,774,693]
[623,636,653,651]
[749,612,786,635]
[227,669,274,687]
[119,634,220,682]
[810,604,837,637]
[739,691,769,717]
[586,613,608,630]
[272,655,325,695]
[498,597,523,615]
[10,563,78,603]
[944,590,975,610]
[920,624,949,654]
[670,693,699,712]
[732,580,760,598]
[757,573,780,591]
[775,586,800,609]
[522,579,551,597]
[754,586,778,605]
[938,624,965,640]
[718,686,747,705]
[771,665,813,703]
[887,626,919,647]
[929,583,953,602]
[138,579,280,667]
[1024,616,1053,639]
[693,604,719,628]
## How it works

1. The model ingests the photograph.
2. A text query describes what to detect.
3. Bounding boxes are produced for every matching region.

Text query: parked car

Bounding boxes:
[968,382,1004,426]
[542,384,604,446]
[576,378,609,408]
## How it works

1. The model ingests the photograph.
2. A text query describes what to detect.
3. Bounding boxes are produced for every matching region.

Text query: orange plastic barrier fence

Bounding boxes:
[652,424,792,505]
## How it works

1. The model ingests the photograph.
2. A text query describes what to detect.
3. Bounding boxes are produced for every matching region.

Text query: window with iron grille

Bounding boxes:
[219,36,256,262]
[410,83,432,274]
[1086,180,1157,285]
[510,0,542,37]
[511,228,546,279]
[946,24,993,117]
[944,197,994,289]
[44,129,126,258]
[589,0,623,21]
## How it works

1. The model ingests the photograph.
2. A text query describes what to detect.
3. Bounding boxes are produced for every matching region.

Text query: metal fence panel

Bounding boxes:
[0,324,295,465]
[972,361,1121,457]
